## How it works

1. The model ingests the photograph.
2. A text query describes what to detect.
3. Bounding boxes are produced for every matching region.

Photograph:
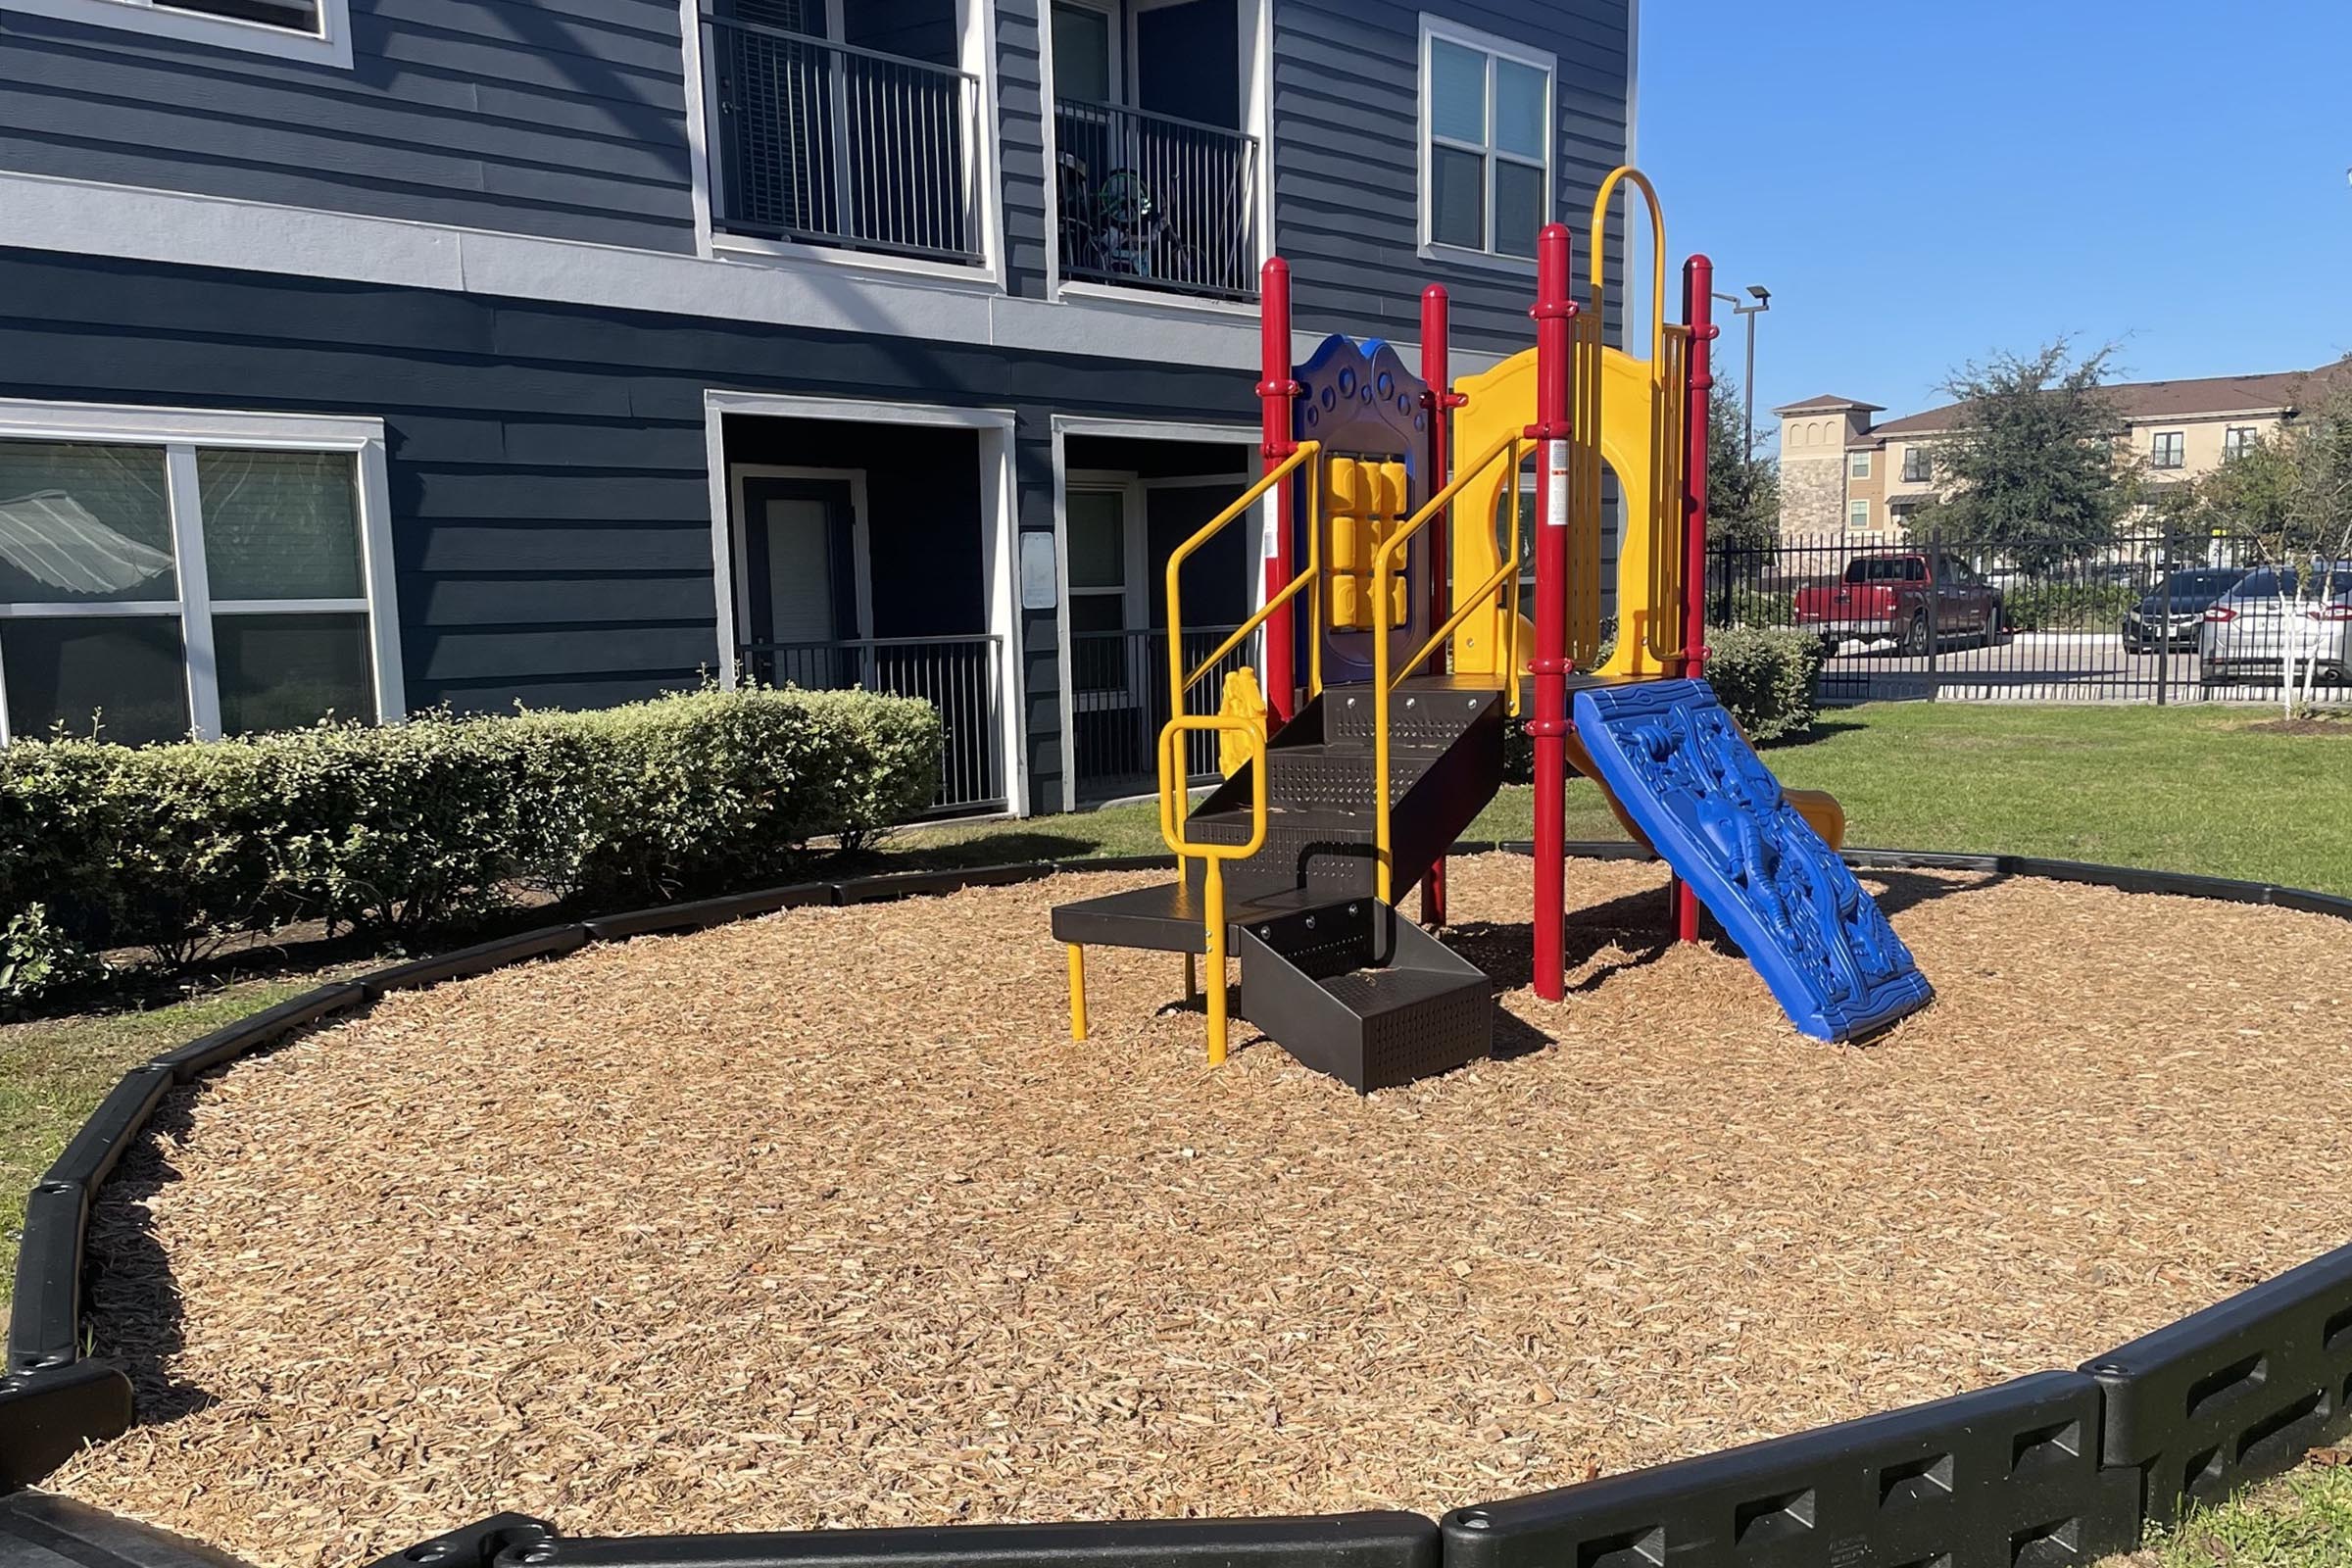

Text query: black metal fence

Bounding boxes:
[706,18,983,264]
[1070,623,1257,802]
[739,634,1005,815]
[1054,99,1260,300]
[1710,528,2351,705]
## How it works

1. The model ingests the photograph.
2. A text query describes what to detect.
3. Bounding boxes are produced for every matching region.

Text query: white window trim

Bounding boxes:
[1849,451,1872,478]
[1416,13,1556,273]
[1042,0,1274,310]
[701,391,1025,816]
[1046,414,1258,807]
[6,0,352,67]
[681,0,1006,290]
[0,398,403,745]
[726,465,875,650]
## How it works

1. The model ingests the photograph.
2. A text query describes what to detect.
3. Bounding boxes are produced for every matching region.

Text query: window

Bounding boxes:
[1847,499,1871,532]
[1050,0,1115,103]
[2151,430,2186,469]
[1420,17,1554,263]
[1849,451,1872,479]
[0,403,398,746]
[2224,425,2259,461]
[1902,446,1932,484]
[7,0,351,65]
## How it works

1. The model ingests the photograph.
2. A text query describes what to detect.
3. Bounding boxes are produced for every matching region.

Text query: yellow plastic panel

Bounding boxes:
[1332,573,1364,629]
[1326,456,1366,515]
[1330,512,1363,573]
[1390,575,1409,627]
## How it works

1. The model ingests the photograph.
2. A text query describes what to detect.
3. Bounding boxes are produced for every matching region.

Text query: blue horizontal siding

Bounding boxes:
[0,247,1250,788]
[0,0,696,251]
[1272,0,1633,357]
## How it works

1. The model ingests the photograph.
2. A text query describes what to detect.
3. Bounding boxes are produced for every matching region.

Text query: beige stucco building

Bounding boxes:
[1773,369,2324,539]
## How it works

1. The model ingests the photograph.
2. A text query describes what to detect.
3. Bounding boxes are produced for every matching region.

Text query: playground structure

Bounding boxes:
[15,167,2352,1568]
[1053,168,1932,1088]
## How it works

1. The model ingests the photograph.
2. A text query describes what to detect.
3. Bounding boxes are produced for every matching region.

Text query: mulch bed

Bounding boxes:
[46,855,2352,1568]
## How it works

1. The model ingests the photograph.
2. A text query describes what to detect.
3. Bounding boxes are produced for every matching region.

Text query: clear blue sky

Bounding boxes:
[1631,0,2352,432]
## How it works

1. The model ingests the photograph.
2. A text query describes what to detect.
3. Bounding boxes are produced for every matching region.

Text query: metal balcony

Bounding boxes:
[1054,99,1260,300]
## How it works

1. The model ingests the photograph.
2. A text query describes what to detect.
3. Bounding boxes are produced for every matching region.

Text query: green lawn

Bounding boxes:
[6,701,2351,1561]
[893,702,2352,896]
[1,976,339,1307]
[2128,1463,2352,1566]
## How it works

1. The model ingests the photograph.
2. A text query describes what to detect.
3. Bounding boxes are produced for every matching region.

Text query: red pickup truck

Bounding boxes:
[1792,552,2003,655]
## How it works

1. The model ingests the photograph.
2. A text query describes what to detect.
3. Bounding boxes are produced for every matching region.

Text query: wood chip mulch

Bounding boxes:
[44,855,2352,1568]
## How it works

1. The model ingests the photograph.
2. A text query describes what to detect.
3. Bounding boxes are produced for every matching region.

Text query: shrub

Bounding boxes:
[541,687,943,903]
[1498,625,1824,783]
[1699,624,1828,745]
[1999,581,2136,632]
[0,687,943,976]
[0,904,97,1013]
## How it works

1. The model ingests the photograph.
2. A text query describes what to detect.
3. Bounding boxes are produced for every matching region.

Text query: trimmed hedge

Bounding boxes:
[0,688,941,1001]
[1700,624,1829,745]
[1501,625,1826,783]
[2000,581,2136,632]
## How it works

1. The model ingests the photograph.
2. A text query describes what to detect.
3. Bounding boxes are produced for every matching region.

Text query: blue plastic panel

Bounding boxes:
[1571,679,1934,1041]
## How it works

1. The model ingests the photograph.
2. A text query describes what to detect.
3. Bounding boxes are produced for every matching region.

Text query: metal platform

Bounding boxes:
[0,1494,254,1568]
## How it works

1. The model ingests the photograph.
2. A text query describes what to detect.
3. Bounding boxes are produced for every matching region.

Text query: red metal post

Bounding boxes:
[1528,224,1576,1002]
[1256,258,1299,724]
[1417,283,1463,929]
[1676,255,1719,945]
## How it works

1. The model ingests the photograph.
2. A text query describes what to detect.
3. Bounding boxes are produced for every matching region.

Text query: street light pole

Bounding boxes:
[1712,285,1772,463]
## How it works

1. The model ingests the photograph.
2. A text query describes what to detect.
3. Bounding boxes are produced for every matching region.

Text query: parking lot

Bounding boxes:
[1816,630,2329,704]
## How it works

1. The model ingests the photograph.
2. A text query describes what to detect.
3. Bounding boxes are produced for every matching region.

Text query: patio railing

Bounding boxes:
[1069,623,1255,801]
[706,18,984,265]
[741,634,1005,814]
[1054,99,1259,300]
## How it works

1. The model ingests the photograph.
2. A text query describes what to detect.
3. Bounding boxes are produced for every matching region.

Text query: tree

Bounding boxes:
[2198,371,2352,713]
[1908,340,2132,570]
[1704,373,1781,555]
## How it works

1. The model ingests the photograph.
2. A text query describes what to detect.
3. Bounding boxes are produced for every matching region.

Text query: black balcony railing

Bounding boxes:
[1054,99,1259,300]
[1069,623,1256,801]
[706,18,983,265]
[740,634,1006,814]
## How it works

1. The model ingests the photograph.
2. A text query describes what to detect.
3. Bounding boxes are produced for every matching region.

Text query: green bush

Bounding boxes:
[1699,624,1828,745]
[1,904,97,1012]
[1999,581,2135,632]
[1716,585,1797,628]
[539,687,943,903]
[1499,624,1825,782]
[0,687,943,976]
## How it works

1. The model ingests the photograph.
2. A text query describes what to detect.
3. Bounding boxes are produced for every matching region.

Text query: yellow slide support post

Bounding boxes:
[1157,713,1267,1066]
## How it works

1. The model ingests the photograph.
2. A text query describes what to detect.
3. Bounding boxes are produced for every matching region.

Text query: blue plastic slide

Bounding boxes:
[1572,679,1934,1042]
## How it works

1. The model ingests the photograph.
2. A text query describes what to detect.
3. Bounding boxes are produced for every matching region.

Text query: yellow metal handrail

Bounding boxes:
[1368,429,1529,903]
[1156,713,1267,1066]
[1164,442,1323,725]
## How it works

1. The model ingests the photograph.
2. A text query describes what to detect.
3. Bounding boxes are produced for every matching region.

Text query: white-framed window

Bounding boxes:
[1418,15,1554,266]
[1847,498,1871,532]
[0,401,402,747]
[1849,450,1872,479]
[5,0,352,66]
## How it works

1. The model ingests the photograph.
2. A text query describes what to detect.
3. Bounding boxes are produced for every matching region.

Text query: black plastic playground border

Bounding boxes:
[5,843,2350,1568]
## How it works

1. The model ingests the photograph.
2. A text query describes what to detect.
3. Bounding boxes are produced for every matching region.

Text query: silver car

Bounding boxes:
[2198,564,2352,686]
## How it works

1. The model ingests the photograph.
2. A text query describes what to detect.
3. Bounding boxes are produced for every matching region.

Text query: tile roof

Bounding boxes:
[1871,367,2339,437]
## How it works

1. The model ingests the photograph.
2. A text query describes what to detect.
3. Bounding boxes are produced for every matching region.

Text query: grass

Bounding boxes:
[2128,1460,2352,1566]
[0,975,346,1307]
[6,701,2352,1562]
[891,702,2352,896]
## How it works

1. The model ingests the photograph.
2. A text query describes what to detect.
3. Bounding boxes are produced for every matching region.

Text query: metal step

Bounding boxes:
[1323,675,1503,746]
[1236,898,1493,1093]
